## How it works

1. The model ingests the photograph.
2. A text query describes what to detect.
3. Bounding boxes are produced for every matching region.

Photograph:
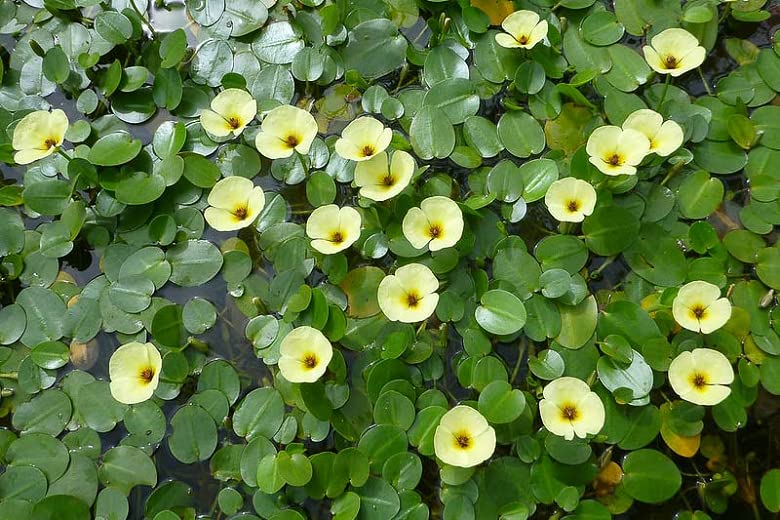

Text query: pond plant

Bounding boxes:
[1,0,780,518]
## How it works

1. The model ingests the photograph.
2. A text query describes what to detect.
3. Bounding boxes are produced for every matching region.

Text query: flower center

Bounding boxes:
[607,153,622,166]
[454,432,472,449]
[233,206,248,220]
[664,55,678,69]
[566,200,581,213]
[330,231,344,244]
[691,372,708,389]
[226,117,241,129]
[560,404,578,421]
[428,224,442,239]
[44,138,58,149]
[690,305,707,320]
[405,292,420,309]
[285,134,299,148]
[139,368,155,384]
[361,145,375,158]
[382,175,395,187]
[303,353,318,369]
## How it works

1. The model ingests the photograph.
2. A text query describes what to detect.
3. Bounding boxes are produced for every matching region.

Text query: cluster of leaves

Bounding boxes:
[0,0,780,518]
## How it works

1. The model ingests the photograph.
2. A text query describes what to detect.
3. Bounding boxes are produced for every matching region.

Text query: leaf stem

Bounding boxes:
[129,0,157,38]
[697,67,714,96]
[0,372,18,380]
[656,74,671,110]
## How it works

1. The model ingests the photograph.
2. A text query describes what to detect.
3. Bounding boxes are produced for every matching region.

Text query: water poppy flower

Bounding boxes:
[539,377,605,441]
[378,263,439,323]
[586,126,650,176]
[109,342,162,405]
[402,196,464,251]
[199,88,257,138]
[254,104,319,159]
[278,326,333,383]
[433,406,496,468]
[668,348,733,406]
[643,28,706,77]
[354,150,415,202]
[544,178,597,223]
[334,117,392,162]
[672,280,732,334]
[12,109,69,165]
[204,176,265,232]
[306,205,362,255]
[622,109,684,157]
[495,10,548,50]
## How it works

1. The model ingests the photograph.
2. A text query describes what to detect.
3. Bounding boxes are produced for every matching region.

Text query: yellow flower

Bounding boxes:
[544,178,597,223]
[334,117,392,162]
[254,105,318,159]
[494,10,548,50]
[622,109,684,157]
[668,348,733,406]
[354,150,415,202]
[199,88,257,138]
[586,126,650,176]
[204,176,265,232]
[402,196,463,251]
[12,109,69,165]
[642,28,706,77]
[108,342,162,405]
[539,377,605,441]
[377,263,439,323]
[672,280,732,334]
[278,326,333,383]
[433,406,496,468]
[306,204,362,255]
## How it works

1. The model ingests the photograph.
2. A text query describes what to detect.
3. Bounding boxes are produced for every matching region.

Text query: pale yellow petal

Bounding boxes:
[586,126,622,159]
[539,399,575,440]
[205,207,252,231]
[278,326,333,383]
[108,342,161,405]
[306,205,341,240]
[422,196,463,251]
[501,10,540,39]
[650,28,700,59]
[642,46,668,75]
[337,206,362,245]
[393,293,438,323]
[690,349,734,385]
[668,351,696,395]
[617,128,651,165]
[495,33,523,49]
[543,377,590,404]
[652,120,684,156]
[377,274,408,322]
[354,152,389,188]
[14,148,54,165]
[622,109,663,140]
[395,263,439,295]
[674,46,706,76]
[402,207,432,250]
[207,176,255,210]
[572,392,605,438]
[288,108,318,155]
[110,377,155,405]
[681,384,730,406]
[527,20,548,48]
[699,298,732,334]
[49,109,69,144]
[255,131,295,159]
[200,109,233,137]
[244,186,266,222]
[677,280,722,307]
[336,117,391,161]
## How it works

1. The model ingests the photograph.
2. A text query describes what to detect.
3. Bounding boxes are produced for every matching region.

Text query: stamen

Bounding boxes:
[44,138,58,149]
[286,135,299,148]
[361,145,375,158]
[607,154,621,166]
[233,206,248,220]
[455,433,471,449]
[330,231,344,244]
[227,117,241,129]
[303,354,318,369]
[561,405,578,421]
[140,368,154,383]
[428,225,441,239]
[664,55,678,69]
[406,293,420,308]
[567,200,580,212]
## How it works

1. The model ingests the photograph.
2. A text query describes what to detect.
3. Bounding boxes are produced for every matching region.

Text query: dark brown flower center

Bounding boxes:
[607,154,621,166]
[664,55,678,69]
[561,405,578,421]
[303,354,318,369]
[517,35,529,45]
[692,373,707,388]
[362,145,375,158]
[227,117,241,129]
[330,231,344,244]
[691,305,705,319]
[234,206,248,220]
[140,368,154,383]
[406,292,420,308]
[286,135,299,147]
[567,200,580,212]
[44,138,57,148]
[428,225,441,239]
[382,175,395,186]
[455,434,471,448]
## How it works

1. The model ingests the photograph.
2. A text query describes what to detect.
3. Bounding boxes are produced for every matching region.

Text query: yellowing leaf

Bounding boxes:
[470,0,514,26]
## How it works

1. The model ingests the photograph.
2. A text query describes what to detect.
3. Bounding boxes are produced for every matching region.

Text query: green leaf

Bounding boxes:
[475,289,527,336]
[88,133,142,166]
[98,446,157,496]
[169,405,218,464]
[622,449,681,503]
